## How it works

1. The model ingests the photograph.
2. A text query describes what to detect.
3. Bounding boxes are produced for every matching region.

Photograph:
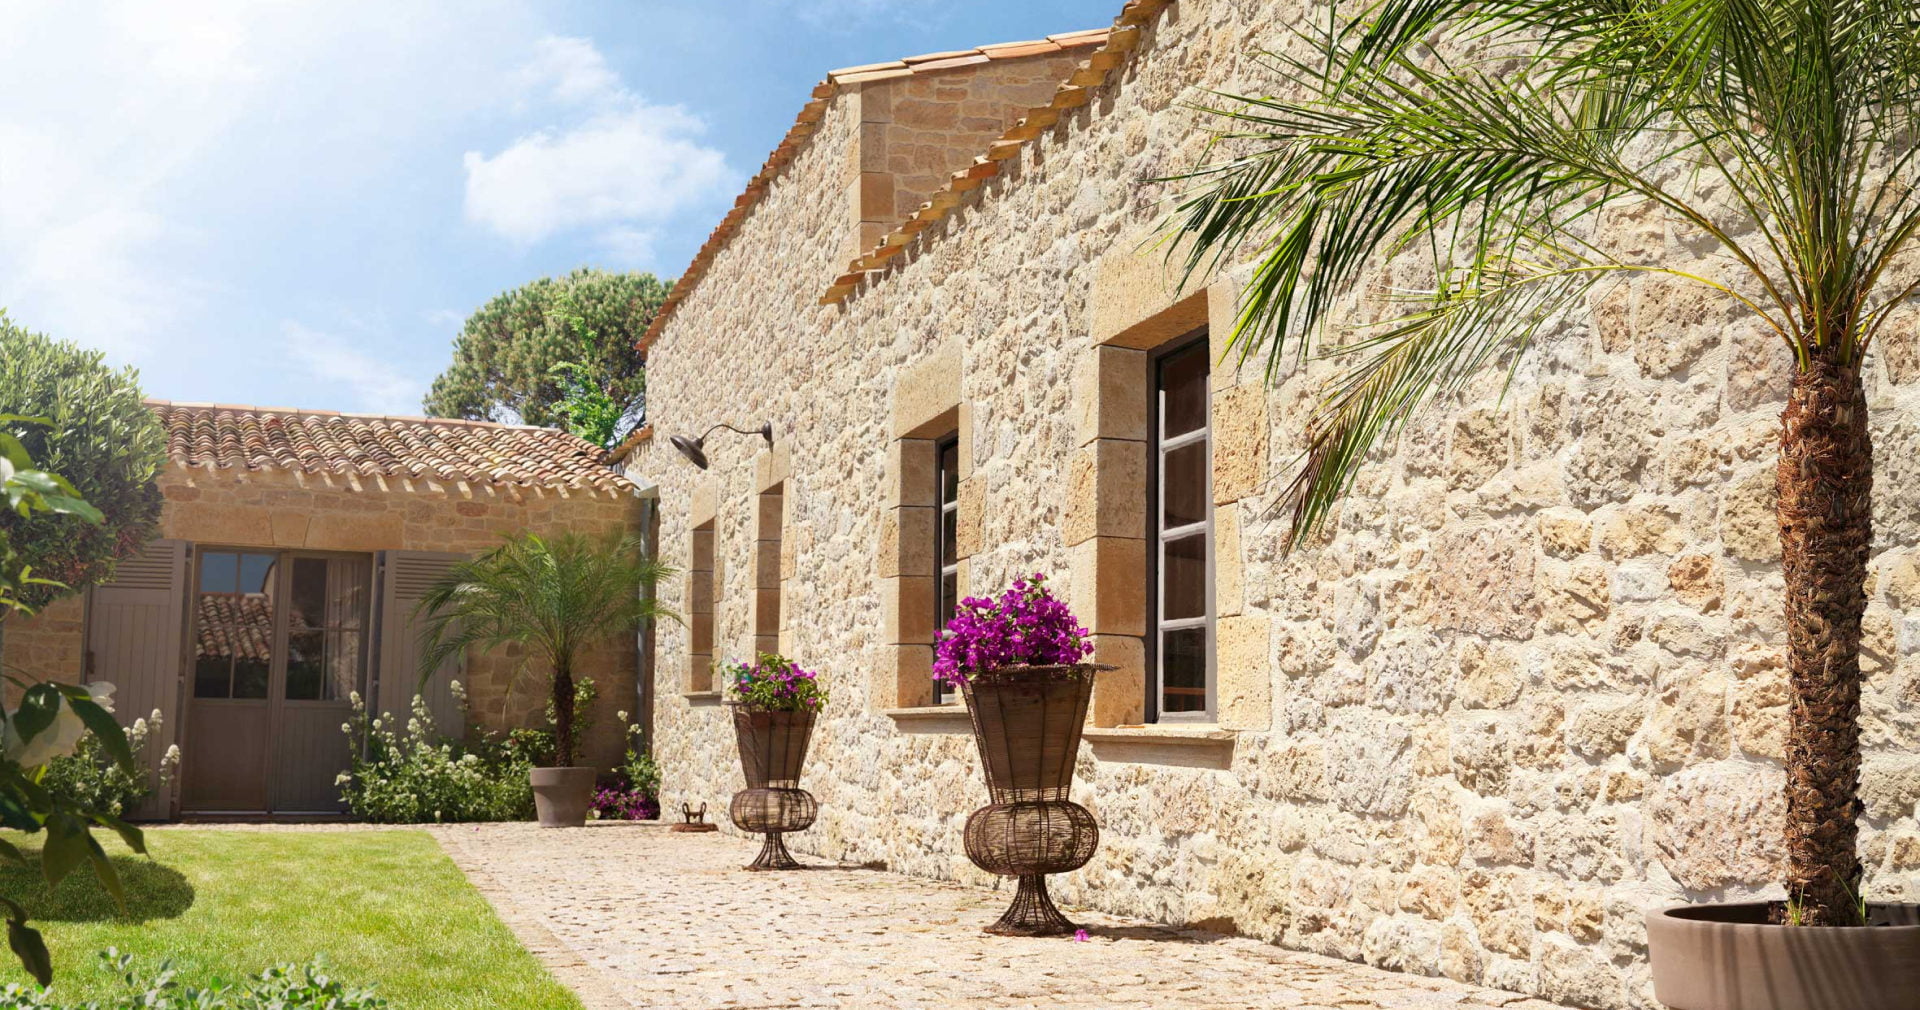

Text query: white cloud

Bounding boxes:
[462,36,737,254]
[283,321,425,416]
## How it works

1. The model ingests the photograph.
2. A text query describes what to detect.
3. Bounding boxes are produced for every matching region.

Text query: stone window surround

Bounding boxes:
[880,339,976,726]
[1075,236,1268,752]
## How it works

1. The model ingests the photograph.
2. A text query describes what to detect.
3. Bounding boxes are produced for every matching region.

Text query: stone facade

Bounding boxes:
[641,2,1920,1008]
[3,465,645,770]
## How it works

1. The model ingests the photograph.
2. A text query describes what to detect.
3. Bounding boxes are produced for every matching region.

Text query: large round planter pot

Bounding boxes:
[529,766,596,828]
[959,665,1106,936]
[1647,902,1920,1010]
[729,705,817,870]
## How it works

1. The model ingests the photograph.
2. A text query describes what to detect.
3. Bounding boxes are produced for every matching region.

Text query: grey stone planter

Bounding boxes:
[530,766,596,828]
[1647,901,1920,1010]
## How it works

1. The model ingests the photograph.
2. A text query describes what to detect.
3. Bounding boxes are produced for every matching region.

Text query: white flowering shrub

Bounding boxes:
[38,708,179,818]
[335,685,534,823]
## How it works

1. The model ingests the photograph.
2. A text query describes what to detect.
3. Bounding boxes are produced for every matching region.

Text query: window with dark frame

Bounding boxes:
[192,549,370,703]
[1148,335,1215,721]
[932,435,961,703]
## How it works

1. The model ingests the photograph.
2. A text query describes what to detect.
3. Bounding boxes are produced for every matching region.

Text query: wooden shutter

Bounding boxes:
[372,551,467,738]
[84,539,188,821]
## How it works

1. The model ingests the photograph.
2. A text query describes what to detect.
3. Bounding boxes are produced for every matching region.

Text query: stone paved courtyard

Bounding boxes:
[430,822,1583,1010]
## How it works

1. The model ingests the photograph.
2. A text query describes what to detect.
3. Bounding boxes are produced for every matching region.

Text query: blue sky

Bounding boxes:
[0,0,1113,416]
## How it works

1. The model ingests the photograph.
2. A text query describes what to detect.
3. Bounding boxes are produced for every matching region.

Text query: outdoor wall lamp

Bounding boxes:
[668,421,774,470]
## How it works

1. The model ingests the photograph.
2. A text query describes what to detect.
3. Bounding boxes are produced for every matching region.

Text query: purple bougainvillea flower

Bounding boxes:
[933,574,1093,686]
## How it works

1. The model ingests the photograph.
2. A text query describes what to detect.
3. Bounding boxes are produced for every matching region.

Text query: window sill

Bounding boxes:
[1083,725,1236,769]
[883,705,972,734]
[681,690,723,707]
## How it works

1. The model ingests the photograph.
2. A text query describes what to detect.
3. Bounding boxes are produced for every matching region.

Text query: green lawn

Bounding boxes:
[0,828,583,1009]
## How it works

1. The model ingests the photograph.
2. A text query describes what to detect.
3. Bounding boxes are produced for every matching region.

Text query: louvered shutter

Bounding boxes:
[372,551,467,738]
[84,539,188,821]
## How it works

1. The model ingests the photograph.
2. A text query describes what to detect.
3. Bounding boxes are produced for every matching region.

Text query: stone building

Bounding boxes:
[637,0,1920,1007]
[2,401,646,818]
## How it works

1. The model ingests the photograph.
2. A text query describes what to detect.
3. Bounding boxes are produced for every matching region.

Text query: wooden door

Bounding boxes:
[182,549,277,812]
[84,539,187,821]
[182,549,372,814]
[372,551,467,739]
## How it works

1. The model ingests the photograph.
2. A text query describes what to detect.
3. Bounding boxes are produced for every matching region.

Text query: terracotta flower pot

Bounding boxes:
[729,706,817,870]
[529,766,596,828]
[1647,902,1920,1010]
[959,665,1104,936]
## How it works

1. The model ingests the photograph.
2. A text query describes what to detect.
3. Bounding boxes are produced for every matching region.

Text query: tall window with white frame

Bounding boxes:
[1149,334,1215,721]
[932,435,961,703]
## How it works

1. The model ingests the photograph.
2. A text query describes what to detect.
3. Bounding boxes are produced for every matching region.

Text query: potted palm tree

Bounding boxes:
[938,575,1105,936]
[417,532,674,828]
[1171,2,1920,1006]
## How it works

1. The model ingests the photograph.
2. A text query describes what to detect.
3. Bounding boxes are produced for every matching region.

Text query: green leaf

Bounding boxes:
[0,837,24,866]
[4,911,51,987]
[0,431,29,472]
[65,694,135,771]
[81,831,126,910]
[11,684,61,747]
[40,813,88,889]
[39,494,102,523]
[93,813,146,857]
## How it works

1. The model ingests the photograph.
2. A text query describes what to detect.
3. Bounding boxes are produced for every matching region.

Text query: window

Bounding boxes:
[193,550,369,702]
[688,520,716,692]
[932,435,960,703]
[1149,337,1214,720]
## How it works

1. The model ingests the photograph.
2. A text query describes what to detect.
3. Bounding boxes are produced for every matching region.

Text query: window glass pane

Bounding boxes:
[289,558,326,632]
[199,552,238,594]
[1162,441,1209,529]
[938,441,959,503]
[233,655,270,699]
[238,553,276,597]
[326,630,362,701]
[939,571,957,628]
[941,508,958,567]
[285,631,323,700]
[1162,533,1208,621]
[330,559,369,630]
[193,638,230,699]
[1161,626,1208,714]
[1160,344,1209,438]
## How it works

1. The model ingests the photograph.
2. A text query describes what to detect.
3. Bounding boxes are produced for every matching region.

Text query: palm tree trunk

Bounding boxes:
[1777,346,1871,926]
[554,659,576,769]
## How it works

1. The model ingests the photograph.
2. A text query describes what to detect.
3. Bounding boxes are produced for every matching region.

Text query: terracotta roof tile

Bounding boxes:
[639,26,1110,352]
[147,400,635,494]
[818,0,1173,308]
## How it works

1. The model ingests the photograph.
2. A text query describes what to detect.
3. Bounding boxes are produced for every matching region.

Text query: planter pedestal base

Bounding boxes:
[747,831,800,871]
[986,874,1077,936]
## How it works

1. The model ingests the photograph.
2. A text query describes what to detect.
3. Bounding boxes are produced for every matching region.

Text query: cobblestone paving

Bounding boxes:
[430,822,1580,1010]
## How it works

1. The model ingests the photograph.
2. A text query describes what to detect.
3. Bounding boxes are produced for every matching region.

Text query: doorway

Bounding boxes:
[181,548,370,814]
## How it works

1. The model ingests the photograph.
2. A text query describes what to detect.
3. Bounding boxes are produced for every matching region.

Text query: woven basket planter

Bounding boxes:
[729,705,817,870]
[959,665,1105,936]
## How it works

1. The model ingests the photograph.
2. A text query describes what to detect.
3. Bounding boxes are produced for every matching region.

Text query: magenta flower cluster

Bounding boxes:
[725,652,828,712]
[933,574,1094,685]
[590,786,660,821]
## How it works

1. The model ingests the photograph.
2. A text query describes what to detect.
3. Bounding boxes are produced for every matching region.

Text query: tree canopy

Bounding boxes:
[0,315,165,610]
[422,270,669,443]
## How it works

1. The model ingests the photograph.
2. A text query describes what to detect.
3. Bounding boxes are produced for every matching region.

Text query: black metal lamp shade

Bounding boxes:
[666,422,773,470]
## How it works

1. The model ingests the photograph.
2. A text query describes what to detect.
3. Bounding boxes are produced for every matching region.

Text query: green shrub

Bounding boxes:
[37,711,177,818]
[0,949,386,1009]
[336,688,534,824]
[0,316,165,608]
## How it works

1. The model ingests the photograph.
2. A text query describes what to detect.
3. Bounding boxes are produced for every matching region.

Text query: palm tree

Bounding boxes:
[1171,0,1920,926]
[417,532,675,768]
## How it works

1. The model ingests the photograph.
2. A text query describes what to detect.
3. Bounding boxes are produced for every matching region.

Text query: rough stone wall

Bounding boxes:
[3,466,645,769]
[644,3,1920,1009]
[873,53,1091,222]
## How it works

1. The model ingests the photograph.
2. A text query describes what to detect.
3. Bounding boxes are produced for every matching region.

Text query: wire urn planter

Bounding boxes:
[960,665,1105,936]
[729,705,817,871]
